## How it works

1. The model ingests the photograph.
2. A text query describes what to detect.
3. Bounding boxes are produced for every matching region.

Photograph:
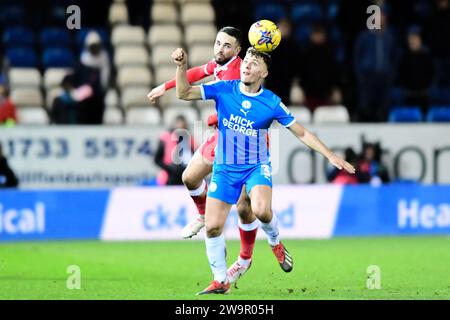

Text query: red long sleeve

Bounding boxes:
[164,65,208,90]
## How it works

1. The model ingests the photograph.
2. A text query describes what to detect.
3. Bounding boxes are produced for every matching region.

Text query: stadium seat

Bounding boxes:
[117,67,152,89]
[154,65,177,86]
[426,106,450,122]
[105,89,119,109]
[185,24,217,46]
[291,3,323,25]
[388,106,423,122]
[114,46,149,67]
[44,68,73,90]
[188,44,214,67]
[2,27,35,47]
[313,105,350,124]
[163,105,199,126]
[152,45,180,66]
[121,87,151,109]
[108,2,129,25]
[289,106,311,124]
[254,3,286,21]
[151,4,178,24]
[0,5,25,26]
[42,48,75,69]
[126,107,161,125]
[103,107,124,125]
[8,68,42,88]
[180,3,215,24]
[148,25,182,47]
[10,88,44,108]
[430,87,450,105]
[111,25,145,47]
[6,48,38,67]
[40,28,71,48]
[16,107,49,125]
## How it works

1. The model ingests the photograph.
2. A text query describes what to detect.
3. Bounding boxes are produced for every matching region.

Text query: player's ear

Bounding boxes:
[261,69,269,79]
[235,45,241,55]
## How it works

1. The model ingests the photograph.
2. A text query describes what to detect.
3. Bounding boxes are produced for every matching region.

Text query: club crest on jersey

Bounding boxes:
[241,100,252,109]
[240,100,252,116]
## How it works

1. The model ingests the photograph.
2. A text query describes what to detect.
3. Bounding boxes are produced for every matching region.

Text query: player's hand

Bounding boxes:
[172,48,187,67]
[328,153,356,174]
[147,84,166,104]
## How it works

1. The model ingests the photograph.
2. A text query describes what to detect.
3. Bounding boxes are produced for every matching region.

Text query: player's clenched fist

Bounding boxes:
[172,48,187,66]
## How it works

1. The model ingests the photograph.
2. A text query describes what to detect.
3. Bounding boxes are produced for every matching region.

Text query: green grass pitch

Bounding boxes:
[0,236,449,300]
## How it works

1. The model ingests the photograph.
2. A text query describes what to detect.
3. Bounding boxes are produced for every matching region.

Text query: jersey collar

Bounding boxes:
[239,82,264,97]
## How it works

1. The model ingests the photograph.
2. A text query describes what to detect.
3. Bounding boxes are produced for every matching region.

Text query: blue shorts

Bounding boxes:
[207,163,272,204]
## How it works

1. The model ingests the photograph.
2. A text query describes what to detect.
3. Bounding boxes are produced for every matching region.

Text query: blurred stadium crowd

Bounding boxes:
[0,0,449,127]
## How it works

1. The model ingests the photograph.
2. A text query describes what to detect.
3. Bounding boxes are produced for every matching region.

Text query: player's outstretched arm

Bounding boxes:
[173,48,202,101]
[147,66,208,104]
[288,122,356,174]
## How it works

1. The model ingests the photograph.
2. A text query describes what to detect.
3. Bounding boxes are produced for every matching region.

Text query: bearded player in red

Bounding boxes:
[148,27,292,284]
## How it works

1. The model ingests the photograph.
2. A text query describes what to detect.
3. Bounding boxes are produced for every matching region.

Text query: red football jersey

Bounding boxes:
[203,56,242,81]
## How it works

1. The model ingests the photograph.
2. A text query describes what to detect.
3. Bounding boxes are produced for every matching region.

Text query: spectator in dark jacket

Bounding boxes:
[397,26,435,113]
[354,12,398,122]
[358,142,390,185]
[75,31,110,124]
[51,74,80,124]
[300,24,340,111]
[0,142,19,188]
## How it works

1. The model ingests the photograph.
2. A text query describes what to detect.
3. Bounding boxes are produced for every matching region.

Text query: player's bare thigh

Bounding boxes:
[182,149,213,190]
[249,185,273,223]
[236,185,256,224]
[205,197,232,237]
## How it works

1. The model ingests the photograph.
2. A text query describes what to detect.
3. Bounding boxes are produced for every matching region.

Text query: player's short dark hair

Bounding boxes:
[246,47,272,70]
[218,26,243,46]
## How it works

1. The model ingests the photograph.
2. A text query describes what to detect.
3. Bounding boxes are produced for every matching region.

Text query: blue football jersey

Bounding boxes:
[200,80,296,168]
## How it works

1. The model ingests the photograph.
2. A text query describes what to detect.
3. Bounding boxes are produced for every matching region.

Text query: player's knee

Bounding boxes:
[251,202,271,221]
[182,169,198,190]
[206,224,222,237]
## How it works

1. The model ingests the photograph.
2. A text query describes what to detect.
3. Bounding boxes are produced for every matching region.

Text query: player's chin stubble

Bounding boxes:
[215,56,231,65]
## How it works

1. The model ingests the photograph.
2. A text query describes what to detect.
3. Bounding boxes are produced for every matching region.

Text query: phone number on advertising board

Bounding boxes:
[2,138,154,159]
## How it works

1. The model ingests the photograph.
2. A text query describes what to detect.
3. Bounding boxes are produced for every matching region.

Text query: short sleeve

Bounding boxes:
[199,80,226,101]
[274,102,296,127]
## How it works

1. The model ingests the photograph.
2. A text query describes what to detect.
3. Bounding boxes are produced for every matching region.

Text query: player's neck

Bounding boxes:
[240,81,262,94]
